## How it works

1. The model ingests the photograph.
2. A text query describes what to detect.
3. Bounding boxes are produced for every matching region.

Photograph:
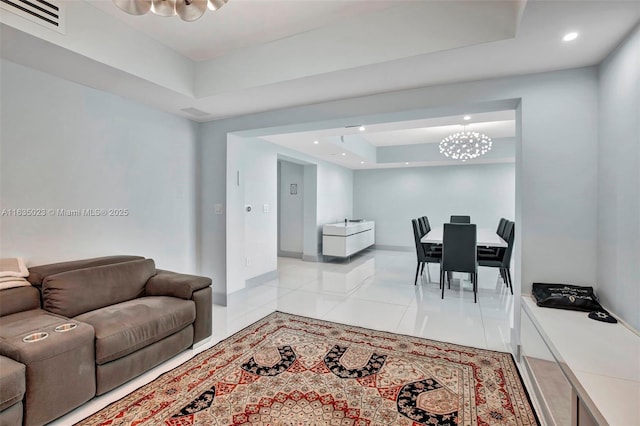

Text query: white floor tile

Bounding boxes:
[396,306,488,349]
[275,288,346,318]
[321,297,410,333]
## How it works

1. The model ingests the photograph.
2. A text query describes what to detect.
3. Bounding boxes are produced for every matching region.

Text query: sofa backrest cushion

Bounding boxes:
[27,255,145,286]
[0,286,41,317]
[42,259,156,318]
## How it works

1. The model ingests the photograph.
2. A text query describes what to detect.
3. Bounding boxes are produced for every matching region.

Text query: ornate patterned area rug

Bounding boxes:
[76,312,539,426]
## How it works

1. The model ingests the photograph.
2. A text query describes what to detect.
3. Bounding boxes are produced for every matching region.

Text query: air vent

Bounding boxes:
[0,0,65,34]
[180,107,211,118]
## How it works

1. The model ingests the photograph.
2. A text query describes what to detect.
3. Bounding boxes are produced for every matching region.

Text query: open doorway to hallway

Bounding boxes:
[277,159,305,259]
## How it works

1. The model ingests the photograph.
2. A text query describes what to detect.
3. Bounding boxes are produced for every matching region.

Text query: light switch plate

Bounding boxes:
[263,204,269,213]
[214,203,223,214]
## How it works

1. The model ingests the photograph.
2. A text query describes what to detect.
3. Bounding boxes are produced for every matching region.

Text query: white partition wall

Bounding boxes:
[596,25,640,331]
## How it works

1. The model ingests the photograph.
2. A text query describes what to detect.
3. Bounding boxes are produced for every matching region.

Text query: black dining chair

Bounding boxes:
[440,223,478,302]
[411,219,441,285]
[450,215,471,224]
[420,216,442,254]
[478,218,508,256]
[420,216,432,233]
[418,216,428,236]
[497,218,508,236]
[478,221,515,294]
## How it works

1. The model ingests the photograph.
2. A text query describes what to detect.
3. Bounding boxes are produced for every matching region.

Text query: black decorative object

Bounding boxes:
[588,310,618,323]
[532,283,602,312]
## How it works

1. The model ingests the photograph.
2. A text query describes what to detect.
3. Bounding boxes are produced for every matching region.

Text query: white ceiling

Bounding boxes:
[357,111,516,146]
[89,0,402,61]
[0,0,637,170]
[262,110,516,170]
[2,0,638,123]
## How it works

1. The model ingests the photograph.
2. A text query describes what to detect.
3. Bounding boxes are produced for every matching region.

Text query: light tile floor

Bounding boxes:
[52,249,514,425]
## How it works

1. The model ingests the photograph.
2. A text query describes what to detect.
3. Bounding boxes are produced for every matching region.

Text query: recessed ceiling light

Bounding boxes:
[341,152,346,156]
[405,162,409,165]
[360,161,365,164]
[463,115,471,120]
[563,32,578,42]
[358,125,366,131]
[313,140,319,144]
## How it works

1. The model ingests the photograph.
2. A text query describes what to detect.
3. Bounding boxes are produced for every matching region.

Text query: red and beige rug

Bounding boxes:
[76,312,538,426]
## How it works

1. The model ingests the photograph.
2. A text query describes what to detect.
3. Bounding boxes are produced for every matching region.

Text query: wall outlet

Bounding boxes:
[263,203,269,213]
[214,203,223,214]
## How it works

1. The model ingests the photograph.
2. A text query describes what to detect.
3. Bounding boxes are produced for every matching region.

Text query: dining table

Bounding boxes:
[421,226,507,248]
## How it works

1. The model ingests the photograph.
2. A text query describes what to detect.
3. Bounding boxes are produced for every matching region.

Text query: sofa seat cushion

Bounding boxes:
[74,297,195,365]
[0,355,25,412]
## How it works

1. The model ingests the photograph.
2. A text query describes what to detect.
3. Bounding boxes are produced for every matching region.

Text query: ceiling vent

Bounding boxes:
[0,0,65,34]
[180,107,211,118]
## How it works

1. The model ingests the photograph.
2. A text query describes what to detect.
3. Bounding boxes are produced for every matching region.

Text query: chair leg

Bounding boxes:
[473,273,477,303]
[414,263,420,286]
[447,271,451,289]
[439,267,443,289]
[441,269,446,299]
[506,268,513,295]
[419,262,424,276]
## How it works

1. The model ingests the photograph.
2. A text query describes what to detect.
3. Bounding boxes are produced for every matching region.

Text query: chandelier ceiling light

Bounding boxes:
[113,0,228,22]
[439,125,492,162]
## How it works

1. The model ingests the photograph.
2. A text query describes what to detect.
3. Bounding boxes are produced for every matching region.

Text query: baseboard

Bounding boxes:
[245,270,278,288]
[302,254,321,262]
[278,251,303,259]
[213,291,227,306]
[373,244,413,252]
[192,336,212,350]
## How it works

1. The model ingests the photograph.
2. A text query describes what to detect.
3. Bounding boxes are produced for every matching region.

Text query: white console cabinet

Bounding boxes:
[520,296,640,426]
[322,221,375,257]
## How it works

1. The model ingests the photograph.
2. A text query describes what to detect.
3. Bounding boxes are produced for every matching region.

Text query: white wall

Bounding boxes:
[316,164,354,250]
[226,135,279,294]
[597,26,640,331]
[242,139,278,282]
[354,163,515,248]
[278,160,304,255]
[0,59,197,272]
[302,164,318,261]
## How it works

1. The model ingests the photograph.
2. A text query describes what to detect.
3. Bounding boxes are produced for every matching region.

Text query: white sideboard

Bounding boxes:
[520,296,640,426]
[322,221,375,257]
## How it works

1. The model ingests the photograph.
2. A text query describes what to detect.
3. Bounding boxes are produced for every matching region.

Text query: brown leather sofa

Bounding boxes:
[0,256,212,426]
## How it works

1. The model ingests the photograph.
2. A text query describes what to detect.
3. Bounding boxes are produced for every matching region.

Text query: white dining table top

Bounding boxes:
[421,226,507,248]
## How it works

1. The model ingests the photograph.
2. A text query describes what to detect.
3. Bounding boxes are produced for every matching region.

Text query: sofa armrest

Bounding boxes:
[145,270,212,300]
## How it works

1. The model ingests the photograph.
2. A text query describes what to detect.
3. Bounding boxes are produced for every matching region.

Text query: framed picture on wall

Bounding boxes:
[290,184,297,195]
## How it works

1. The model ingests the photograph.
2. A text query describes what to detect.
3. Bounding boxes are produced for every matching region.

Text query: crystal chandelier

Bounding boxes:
[439,127,492,162]
[113,0,228,22]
